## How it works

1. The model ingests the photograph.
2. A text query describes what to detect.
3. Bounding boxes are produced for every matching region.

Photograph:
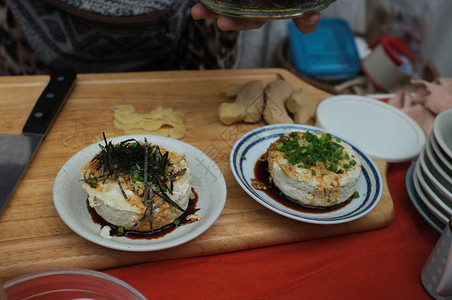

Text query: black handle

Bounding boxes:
[22,68,77,135]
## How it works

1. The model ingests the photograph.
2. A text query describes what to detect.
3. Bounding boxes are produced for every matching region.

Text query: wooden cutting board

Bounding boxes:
[0,69,394,282]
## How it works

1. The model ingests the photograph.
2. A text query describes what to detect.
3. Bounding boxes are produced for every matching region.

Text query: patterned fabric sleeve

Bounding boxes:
[0,0,49,75]
[175,18,238,70]
[0,0,238,75]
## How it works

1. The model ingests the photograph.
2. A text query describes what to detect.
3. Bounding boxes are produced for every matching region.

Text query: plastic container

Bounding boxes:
[288,18,361,81]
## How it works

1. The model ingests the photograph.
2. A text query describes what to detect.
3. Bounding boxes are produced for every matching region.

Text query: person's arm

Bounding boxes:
[191,2,320,33]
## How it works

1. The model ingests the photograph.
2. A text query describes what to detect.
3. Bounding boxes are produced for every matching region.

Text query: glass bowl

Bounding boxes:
[2,269,146,300]
[200,0,336,19]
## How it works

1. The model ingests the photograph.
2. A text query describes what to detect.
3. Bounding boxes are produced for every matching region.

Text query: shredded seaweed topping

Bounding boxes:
[82,133,187,230]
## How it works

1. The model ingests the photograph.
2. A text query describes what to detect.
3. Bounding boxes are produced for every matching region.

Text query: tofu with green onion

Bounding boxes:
[267,131,362,207]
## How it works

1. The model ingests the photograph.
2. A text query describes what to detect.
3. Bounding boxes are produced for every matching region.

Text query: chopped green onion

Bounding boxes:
[117,226,125,235]
[275,131,357,174]
[173,220,180,226]
[90,180,97,188]
[353,191,360,198]
[132,173,144,182]
[312,170,317,176]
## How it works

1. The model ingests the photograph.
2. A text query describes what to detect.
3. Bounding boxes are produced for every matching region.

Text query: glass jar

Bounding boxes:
[200,0,337,19]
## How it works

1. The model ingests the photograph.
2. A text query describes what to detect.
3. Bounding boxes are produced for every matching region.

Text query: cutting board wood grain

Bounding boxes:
[0,69,394,281]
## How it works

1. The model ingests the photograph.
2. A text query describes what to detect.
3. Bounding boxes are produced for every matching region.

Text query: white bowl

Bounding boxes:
[424,135,452,191]
[430,133,452,172]
[418,148,452,203]
[433,108,452,162]
[53,134,227,251]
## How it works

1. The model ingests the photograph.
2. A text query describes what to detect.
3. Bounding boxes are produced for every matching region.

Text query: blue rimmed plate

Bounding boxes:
[230,124,383,224]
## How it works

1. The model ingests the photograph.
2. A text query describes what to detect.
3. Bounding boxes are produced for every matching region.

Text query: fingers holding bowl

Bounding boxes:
[191,2,320,33]
[292,12,321,34]
[191,3,265,31]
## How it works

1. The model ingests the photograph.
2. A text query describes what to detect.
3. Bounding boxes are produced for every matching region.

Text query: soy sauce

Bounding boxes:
[87,188,199,239]
[253,154,350,213]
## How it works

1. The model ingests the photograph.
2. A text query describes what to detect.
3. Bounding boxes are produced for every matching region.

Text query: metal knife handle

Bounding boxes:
[22,68,77,135]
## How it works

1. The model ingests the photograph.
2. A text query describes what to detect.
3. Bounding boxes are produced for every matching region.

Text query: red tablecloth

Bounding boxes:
[104,162,439,299]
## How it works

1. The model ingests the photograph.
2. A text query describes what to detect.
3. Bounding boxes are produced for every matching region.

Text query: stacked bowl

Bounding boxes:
[407,108,452,232]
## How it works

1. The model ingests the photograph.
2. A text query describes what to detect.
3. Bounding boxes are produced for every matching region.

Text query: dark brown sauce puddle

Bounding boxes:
[88,188,199,239]
[253,154,351,214]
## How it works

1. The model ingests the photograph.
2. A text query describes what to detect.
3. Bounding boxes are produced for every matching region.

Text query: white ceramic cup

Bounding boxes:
[421,217,452,299]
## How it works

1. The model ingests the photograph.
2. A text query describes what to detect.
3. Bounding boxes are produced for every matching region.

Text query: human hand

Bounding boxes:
[191,2,320,33]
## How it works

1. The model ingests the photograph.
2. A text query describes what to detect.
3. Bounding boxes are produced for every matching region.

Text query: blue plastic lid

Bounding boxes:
[288,18,361,80]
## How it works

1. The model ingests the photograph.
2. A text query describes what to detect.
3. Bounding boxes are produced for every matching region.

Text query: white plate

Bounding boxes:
[433,108,452,161]
[230,124,382,224]
[406,163,444,232]
[413,162,448,224]
[419,146,452,203]
[424,135,452,191]
[415,158,452,217]
[53,135,226,252]
[430,133,452,172]
[316,95,426,162]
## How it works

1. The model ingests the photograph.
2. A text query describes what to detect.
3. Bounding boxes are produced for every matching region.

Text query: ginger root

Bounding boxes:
[286,88,316,124]
[218,80,264,125]
[224,83,245,98]
[263,80,294,125]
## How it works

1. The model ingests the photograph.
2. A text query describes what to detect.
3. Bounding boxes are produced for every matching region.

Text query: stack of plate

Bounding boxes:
[407,108,452,232]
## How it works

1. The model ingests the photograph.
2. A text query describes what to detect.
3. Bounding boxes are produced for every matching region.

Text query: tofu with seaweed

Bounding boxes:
[81,136,192,232]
